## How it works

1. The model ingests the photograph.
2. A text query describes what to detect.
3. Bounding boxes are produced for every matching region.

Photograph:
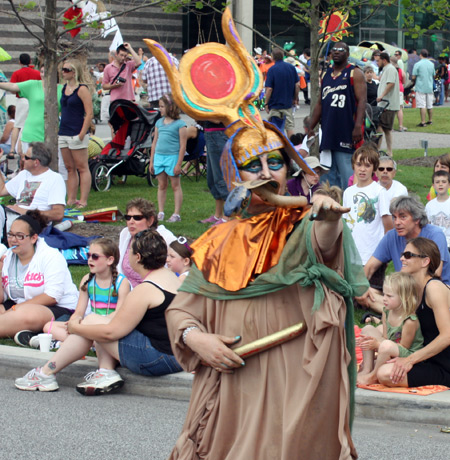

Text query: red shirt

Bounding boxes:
[10,66,41,97]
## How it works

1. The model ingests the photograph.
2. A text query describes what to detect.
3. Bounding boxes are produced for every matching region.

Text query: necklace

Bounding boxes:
[92,275,113,315]
[14,255,27,289]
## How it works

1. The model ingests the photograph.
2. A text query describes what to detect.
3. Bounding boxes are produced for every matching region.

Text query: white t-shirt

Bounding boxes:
[6,169,66,211]
[381,180,408,216]
[426,197,450,247]
[343,181,386,264]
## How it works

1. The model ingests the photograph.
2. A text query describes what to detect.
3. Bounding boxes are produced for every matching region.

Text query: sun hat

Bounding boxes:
[292,156,329,176]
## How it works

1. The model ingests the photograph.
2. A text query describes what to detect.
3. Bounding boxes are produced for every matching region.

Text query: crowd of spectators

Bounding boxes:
[0,37,448,401]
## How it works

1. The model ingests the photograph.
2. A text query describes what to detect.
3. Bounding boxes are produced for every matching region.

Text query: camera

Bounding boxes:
[116,77,126,84]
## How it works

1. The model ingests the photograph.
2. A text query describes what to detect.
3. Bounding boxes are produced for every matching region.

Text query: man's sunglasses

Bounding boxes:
[378,167,394,172]
[331,47,346,52]
[24,155,35,161]
[124,214,146,221]
[401,251,426,260]
[87,252,107,261]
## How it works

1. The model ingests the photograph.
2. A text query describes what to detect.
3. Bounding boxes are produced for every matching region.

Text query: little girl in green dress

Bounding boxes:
[357,271,423,385]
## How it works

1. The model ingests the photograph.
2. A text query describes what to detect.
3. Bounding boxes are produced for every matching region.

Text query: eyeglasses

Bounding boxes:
[7,232,31,241]
[23,155,35,161]
[61,67,73,73]
[87,252,107,261]
[124,214,146,221]
[401,251,427,260]
[395,53,401,56]
[378,167,394,172]
[331,47,346,52]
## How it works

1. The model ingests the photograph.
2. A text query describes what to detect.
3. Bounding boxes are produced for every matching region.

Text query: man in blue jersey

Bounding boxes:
[308,41,366,190]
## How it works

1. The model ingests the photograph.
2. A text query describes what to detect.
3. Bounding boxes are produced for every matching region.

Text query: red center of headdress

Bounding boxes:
[190,54,236,99]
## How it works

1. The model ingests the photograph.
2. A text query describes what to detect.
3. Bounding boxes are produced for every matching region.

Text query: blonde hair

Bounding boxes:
[63,59,95,95]
[383,272,418,319]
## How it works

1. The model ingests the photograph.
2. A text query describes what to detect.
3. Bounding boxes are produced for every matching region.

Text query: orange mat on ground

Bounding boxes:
[357,383,449,395]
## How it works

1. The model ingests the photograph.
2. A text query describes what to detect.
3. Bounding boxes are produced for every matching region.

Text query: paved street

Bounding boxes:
[1,376,448,460]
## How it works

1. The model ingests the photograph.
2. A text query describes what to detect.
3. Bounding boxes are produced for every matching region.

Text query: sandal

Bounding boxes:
[416,122,427,127]
[426,121,433,125]
[361,312,381,324]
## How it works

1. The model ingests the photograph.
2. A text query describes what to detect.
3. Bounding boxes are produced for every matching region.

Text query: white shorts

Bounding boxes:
[415,92,433,109]
[58,134,89,150]
[15,98,29,129]
[399,92,404,108]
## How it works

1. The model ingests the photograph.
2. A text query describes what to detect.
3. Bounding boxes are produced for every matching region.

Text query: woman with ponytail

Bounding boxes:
[0,210,78,341]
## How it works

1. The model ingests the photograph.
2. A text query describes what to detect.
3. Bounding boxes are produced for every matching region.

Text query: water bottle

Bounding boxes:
[54,220,73,231]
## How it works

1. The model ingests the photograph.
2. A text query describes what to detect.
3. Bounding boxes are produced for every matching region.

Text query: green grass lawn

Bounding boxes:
[394,106,450,133]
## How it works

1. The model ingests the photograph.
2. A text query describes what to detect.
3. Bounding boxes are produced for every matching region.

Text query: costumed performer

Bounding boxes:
[145,9,369,460]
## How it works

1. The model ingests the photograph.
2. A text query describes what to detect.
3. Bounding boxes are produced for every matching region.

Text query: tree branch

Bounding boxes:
[6,0,45,47]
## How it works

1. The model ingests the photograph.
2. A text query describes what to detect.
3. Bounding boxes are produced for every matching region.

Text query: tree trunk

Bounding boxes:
[43,0,59,171]
[309,0,320,113]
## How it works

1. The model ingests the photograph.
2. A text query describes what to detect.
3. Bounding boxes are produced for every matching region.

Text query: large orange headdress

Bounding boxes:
[144,8,313,190]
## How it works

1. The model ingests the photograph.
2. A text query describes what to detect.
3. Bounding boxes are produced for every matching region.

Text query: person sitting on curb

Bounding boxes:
[0,210,78,341]
[15,229,182,394]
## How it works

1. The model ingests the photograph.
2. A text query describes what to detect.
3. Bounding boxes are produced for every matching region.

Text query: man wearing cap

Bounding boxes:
[287,156,329,203]
[309,41,366,190]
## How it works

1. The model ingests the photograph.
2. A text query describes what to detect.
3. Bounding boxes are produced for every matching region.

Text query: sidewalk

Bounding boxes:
[1,345,449,425]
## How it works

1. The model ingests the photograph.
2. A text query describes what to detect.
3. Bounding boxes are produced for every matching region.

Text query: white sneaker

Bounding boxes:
[167,213,181,223]
[15,368,59,392]
[76,369,124,396]
[157,212,165,221]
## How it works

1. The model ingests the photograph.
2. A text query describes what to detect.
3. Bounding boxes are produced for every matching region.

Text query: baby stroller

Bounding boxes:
[364,99,389,144]
[89,100,160,191]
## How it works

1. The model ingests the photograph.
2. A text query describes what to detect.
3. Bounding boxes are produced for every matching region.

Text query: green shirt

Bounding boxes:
[412,58,435,94]
[17,81,62,143]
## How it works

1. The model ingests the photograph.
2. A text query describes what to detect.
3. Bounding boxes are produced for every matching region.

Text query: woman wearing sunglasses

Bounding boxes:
[15,229,182,394]
[377,237,450,388]
[0,210,78,341]
[118,198,175,287]
[58,60,94,209]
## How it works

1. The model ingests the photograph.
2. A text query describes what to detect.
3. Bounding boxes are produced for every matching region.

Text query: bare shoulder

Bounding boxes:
[425,279,450,308]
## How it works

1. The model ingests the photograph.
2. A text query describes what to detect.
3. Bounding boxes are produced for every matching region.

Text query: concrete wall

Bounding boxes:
[0,0,183,78]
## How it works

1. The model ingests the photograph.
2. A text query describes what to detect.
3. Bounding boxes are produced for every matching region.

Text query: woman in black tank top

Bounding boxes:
[16,229,183,396]
[377,237,450,387]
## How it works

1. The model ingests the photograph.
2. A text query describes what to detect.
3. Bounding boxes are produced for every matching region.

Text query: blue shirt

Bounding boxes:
[373,224,450,284]
[412,58,435,94]
[265,60,299,110]
[154,117,187,156]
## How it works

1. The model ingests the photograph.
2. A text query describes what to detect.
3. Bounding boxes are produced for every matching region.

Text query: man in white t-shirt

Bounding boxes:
[0,142,66,235]
[375,156,408,231]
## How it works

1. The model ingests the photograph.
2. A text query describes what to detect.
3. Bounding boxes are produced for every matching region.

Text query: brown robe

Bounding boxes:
[166,227,357,460]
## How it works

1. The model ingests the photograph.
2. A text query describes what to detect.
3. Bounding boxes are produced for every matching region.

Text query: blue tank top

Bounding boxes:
[320,64,358,153]
[59,84,87,136]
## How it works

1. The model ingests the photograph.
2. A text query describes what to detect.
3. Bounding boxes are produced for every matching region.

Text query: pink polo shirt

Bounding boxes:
[103,60,137,102]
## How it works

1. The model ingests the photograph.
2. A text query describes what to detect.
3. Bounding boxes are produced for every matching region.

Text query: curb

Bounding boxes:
[1,345,449,425]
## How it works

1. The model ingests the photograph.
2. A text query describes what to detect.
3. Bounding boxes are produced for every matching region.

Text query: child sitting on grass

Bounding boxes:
[357,272,423,385]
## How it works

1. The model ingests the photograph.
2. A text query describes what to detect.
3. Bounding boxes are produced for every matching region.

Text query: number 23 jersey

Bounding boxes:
[320,64,359,153]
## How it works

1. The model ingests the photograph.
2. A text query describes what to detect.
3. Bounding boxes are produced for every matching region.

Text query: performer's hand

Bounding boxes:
[185,330,245,373]
[309,193,349,222]
[388,357,413,384]
[354,287,376,308]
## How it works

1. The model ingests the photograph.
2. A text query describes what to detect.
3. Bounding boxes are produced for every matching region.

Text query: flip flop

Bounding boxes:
[361,312,381,324]
[426,121,433,125]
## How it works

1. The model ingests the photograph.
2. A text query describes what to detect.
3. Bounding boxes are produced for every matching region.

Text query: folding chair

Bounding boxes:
[181,130,207,181]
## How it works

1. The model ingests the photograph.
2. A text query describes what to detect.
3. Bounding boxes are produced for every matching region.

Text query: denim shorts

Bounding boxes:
[153,153,179,177]
[58,134,89,150]
[118,329,182,376]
